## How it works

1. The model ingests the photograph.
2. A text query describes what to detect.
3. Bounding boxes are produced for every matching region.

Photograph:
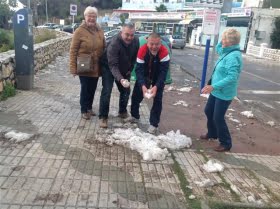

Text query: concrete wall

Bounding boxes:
[0,29,72,93]
[249,8,280,47]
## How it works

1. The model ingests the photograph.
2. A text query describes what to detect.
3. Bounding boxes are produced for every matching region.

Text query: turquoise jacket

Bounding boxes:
[211,42,243,101]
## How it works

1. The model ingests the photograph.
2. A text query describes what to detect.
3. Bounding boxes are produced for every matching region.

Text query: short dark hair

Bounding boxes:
[122,22,135,30]
[148,32,161,39]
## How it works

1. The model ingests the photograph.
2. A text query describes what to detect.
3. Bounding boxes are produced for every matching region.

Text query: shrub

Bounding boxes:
[34,29,56,44]
[270,16,280,49]
[0,82,16,101]
[0,29,14,52]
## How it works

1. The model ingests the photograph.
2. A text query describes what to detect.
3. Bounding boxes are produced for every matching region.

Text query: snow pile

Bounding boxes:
[96,128,192,161]
[194,179,215,188]
[202,160,224,173]
[173,100,189,107]
[266,121,275,127]
[177,87,192,92]
[166,86,176,91]
[247,194,263,205]
[4,131,33,143]
[241,111,254,119]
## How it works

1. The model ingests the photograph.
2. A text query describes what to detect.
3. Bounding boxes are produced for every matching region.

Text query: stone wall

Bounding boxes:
[0,29,72,93]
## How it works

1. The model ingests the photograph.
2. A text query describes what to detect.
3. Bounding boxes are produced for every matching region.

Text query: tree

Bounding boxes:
[270,16,280,49]
[119,13,128,25]
[0,0,15,29]
[155,4,167,12]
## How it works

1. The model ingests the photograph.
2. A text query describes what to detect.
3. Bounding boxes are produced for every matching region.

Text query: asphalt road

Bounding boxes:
[171,47,280,123]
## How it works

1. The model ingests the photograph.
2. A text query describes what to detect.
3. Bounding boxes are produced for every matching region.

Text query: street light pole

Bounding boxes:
[27,0,30,9]
[45,0,48,23]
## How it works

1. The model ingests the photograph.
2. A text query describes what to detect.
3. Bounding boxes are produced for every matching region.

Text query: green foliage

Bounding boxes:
[270,16,280,49]
[156,4,168,12]
[0,0,12,29]
[0,82,16,101]
[119,13,128,25]
[20,0,122,24]
[34,30,56,44]
[0,29,14,52]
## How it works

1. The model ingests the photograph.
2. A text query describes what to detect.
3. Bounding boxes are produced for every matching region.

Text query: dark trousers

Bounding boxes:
[204,94,232,149]
[79,76,99,113]
[99,65,130,119]
[131,82,164,127]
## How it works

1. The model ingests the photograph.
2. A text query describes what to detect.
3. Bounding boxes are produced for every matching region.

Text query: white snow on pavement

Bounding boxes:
[173,100,189,107]
[177,87,192,92]
[266,121,275,127]
[202,160,224,173]
[4,131,33,142]
[96,128,192,161]
[241,111,254,119]
[194,179,215,188]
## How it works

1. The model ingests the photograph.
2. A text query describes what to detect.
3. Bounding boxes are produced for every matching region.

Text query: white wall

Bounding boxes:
[249,8,280,47]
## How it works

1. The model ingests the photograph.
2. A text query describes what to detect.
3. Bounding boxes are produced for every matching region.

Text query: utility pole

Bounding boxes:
[45,0,48,23]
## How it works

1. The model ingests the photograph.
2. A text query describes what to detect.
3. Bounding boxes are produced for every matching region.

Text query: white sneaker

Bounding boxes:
[123,116,139,123]
[147,125,158,134]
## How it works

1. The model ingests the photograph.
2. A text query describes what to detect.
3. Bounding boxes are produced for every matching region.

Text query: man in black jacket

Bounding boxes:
[99,23,139,128]
[128,33,170,134]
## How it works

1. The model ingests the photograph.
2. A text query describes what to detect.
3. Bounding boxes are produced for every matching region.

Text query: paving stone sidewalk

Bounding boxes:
[0,53,279,209]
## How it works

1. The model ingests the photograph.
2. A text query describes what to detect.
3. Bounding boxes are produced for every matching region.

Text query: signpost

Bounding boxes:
[70,4,77,32]
[13,8,34,90]
[197,1,223,92]
[202,9,221,35]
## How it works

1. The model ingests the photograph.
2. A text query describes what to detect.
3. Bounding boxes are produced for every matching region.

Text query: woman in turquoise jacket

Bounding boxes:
[200,28,243,152]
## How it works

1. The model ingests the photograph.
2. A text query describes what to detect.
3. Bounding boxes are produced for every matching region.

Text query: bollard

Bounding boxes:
[200,36,211,92]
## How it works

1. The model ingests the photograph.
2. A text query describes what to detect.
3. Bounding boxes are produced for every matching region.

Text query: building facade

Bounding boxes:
[121,0,244,11]
[121,0,185,11]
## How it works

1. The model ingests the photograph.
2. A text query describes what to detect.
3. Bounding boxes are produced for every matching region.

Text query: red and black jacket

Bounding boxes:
[135,44,170,89]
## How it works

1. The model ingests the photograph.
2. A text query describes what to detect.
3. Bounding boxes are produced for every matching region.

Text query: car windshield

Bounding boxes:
[172,34,183,39]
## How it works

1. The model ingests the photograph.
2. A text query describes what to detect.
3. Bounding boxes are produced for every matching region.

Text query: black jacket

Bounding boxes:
[102,33,139,82]
[136,44,170,89]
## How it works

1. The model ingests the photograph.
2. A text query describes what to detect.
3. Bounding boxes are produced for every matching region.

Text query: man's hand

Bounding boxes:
[201,85,213,94]
[142,85,148,95]
[150,86,157,97]
[120,79,130,88]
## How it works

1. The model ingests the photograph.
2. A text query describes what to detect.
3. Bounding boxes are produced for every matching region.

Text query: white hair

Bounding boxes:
[84,6,98,16]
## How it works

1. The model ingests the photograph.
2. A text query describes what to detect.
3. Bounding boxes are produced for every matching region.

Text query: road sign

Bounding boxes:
[202,9,221,35]
[70,4,77,16]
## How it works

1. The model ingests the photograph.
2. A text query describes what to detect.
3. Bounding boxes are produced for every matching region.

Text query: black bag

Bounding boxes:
[77,54,92,73]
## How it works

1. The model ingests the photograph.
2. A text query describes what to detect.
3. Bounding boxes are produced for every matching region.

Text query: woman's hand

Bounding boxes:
[201,85,213,94]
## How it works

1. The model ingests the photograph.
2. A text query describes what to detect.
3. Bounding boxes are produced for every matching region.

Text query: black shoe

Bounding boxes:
[118,112,128,119]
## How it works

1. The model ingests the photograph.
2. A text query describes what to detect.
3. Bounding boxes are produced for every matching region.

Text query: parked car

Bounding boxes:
[104,28,121,43]
[37,23,58,29]
[62,23,81,33]
[167,34,186,49]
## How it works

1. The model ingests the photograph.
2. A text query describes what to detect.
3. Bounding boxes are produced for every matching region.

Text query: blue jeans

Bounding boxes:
[131,82,164,127]
[79,76,99,113]
[99,65,130,119]
[204,94,232,149]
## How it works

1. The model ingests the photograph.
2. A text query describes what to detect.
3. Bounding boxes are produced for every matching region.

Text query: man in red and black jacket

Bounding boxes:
[130,33,170,134]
